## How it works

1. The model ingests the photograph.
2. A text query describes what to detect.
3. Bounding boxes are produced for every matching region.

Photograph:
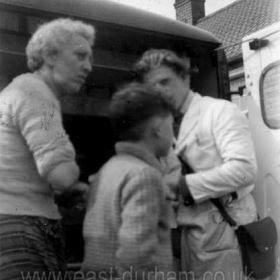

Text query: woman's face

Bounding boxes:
[50,34,93,95]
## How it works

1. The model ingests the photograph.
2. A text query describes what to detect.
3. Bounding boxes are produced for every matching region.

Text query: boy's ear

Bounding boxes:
[151,117,164,138]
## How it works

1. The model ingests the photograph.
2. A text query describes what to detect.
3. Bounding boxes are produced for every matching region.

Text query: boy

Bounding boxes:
[82,83,175,280]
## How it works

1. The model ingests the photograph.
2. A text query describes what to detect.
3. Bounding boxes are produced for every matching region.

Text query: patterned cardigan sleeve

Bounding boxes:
[12,88,76,180]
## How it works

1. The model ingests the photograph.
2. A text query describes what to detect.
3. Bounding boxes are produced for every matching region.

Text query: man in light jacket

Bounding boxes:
[132,49,257,280]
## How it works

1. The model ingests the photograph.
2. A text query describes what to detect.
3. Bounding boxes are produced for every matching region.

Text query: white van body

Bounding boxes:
[240,22,280,279]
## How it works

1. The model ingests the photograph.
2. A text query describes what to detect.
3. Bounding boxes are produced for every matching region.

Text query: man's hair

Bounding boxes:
[26,18,95,71]
[132,49,190,82]
[109,82,174,141]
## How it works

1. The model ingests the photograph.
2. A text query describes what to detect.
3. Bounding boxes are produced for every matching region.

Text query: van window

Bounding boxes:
[0,10,20,31]
[27,16,46,34]
[260,60,280,129]
[0,9,46,34]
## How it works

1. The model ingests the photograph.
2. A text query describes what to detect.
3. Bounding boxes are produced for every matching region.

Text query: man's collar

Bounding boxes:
[180,90,195,114]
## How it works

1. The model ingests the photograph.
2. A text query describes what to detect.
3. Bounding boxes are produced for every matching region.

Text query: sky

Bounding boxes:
[110,0,237,19]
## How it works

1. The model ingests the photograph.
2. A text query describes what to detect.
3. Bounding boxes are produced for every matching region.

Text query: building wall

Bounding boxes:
[229,66,245,92]
[174,0,205,25]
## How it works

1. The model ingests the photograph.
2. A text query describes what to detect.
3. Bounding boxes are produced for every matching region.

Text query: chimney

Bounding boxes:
[174,0,205,25]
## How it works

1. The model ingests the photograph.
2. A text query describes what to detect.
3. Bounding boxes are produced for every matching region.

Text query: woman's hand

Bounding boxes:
[54,181,89,208]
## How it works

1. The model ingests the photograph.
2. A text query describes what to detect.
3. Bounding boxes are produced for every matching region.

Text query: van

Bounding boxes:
[0,0,229,265]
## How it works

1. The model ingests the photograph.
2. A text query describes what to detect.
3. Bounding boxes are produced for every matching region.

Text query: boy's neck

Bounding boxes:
[135,140,158,158]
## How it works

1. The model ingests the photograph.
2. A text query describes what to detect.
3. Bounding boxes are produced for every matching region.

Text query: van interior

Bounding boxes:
[0,0,229,263]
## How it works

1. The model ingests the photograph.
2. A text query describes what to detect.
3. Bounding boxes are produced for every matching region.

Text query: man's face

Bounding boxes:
[51,34,93,95]
[144,65,190,110]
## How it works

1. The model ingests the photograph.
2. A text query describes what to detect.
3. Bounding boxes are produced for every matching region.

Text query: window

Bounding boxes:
[0,11,20,31]
[27,16,46,34]
[260,60,280,129]
[0,10,46,34]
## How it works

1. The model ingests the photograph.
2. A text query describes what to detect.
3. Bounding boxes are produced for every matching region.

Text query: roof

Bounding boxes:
[0,0,220,46]
[196,0,280,61]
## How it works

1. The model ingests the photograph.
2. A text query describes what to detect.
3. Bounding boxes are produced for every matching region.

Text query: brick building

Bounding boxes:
[174,0,280,92]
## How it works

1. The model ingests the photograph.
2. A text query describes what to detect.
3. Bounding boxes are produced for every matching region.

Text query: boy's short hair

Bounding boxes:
[109,82,174,141]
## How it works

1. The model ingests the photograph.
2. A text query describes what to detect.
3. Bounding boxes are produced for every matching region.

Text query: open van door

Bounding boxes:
[240,22,280,279]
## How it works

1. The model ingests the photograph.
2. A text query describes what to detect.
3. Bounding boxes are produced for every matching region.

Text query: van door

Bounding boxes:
[240,22,280,279]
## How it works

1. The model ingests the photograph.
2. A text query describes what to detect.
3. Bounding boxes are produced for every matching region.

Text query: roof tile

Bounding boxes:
[196,0,280,60]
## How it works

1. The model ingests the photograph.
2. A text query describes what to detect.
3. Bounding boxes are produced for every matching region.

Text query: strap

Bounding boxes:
[178,156,194,175]
[178,155,238,227]
[211,198,237,227]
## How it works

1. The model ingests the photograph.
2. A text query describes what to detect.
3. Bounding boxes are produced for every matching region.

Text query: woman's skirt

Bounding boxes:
[0,214,66,280]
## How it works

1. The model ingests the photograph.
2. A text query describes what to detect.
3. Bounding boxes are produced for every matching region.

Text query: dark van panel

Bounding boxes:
[0,0,230,264]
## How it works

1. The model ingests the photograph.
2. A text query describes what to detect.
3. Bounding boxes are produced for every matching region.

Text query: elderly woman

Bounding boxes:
[0,18,95,279]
